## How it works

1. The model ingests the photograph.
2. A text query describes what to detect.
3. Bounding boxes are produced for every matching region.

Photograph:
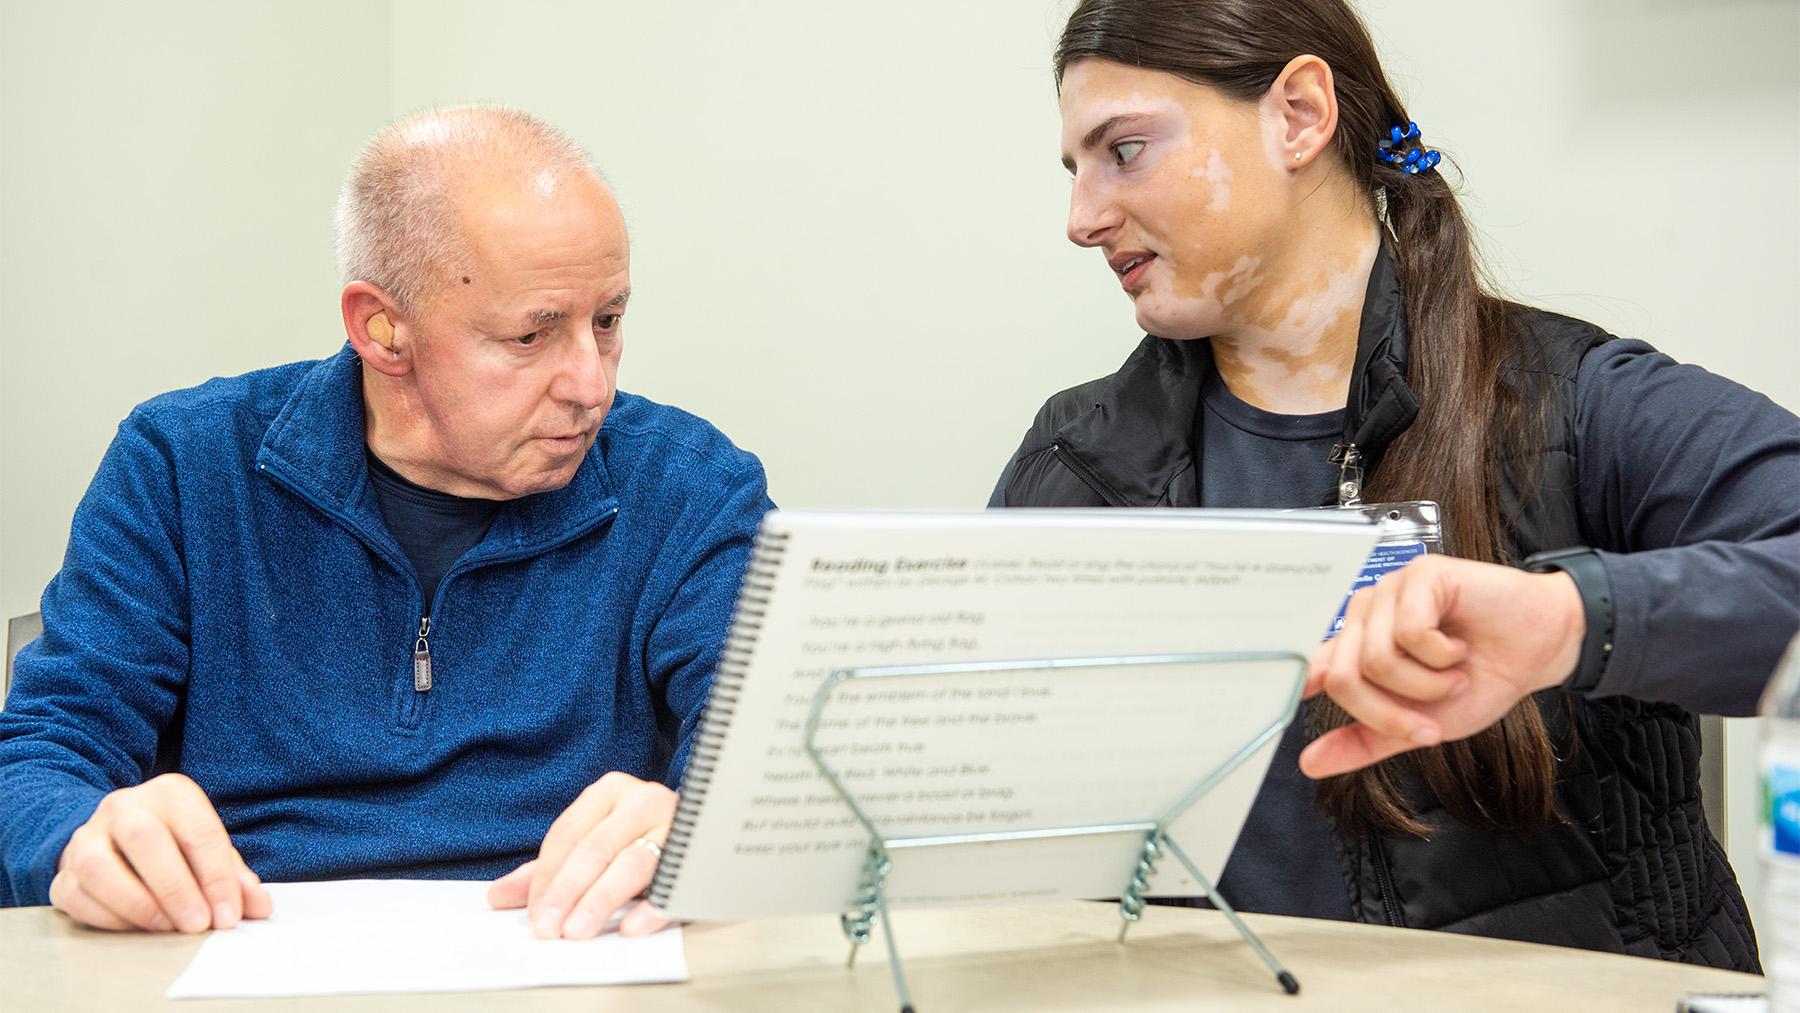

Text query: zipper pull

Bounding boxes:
[413,616,432,692]
[1329,443,1364,507]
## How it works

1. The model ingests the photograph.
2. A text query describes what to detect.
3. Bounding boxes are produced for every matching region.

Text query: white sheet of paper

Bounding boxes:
[165,880,687,999]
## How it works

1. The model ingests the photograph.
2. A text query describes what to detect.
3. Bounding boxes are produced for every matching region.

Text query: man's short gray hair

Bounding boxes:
[334,106,600,314]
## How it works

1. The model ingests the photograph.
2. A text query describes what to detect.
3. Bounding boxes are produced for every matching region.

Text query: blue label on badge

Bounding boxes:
[1772,764,1800,857]
[1324,541,1428,640]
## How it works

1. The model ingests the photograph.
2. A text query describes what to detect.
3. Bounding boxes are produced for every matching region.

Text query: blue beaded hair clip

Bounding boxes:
[1377,121,1442,174]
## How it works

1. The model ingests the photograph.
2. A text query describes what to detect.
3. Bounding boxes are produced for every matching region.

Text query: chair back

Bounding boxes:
[4,612,44,710]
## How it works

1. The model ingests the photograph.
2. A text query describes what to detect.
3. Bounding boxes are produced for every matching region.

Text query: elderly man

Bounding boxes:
[0,107,770,942]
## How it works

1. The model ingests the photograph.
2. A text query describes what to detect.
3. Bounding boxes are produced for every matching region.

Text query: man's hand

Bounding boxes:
[1298,554,1586,779]
[51,773,271,932]
[486,772,676,939]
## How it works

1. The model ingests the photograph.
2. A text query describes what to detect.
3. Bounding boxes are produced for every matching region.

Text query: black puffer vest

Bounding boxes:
[992,249,1760,972]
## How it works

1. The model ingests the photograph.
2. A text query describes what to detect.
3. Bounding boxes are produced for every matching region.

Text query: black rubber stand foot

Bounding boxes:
[1278,970,1301,995]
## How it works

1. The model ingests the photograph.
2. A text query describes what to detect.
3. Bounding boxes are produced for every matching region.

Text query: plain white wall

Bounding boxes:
[0,0,391,617]
[385,1,1129,516]
[1361,0,1799,401]
[3,0,1795,934]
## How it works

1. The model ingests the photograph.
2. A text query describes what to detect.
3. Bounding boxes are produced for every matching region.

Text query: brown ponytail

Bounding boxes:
[1056,0,1559,837]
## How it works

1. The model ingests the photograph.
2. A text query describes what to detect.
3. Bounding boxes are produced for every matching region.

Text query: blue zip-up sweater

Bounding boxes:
[0,346,773,906]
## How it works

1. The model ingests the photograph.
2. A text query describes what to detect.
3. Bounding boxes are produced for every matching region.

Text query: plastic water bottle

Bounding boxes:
[1764,631,1800,1013]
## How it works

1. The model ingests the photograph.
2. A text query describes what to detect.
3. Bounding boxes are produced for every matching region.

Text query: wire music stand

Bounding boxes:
[802,651,1308,1013]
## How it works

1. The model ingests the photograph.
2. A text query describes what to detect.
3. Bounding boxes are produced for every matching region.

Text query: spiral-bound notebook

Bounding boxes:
[648,509,1380,920]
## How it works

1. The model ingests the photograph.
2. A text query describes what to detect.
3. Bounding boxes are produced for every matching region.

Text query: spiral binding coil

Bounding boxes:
[841,847,893,948]
[647,526,791,910]
[1118,835,1162,924]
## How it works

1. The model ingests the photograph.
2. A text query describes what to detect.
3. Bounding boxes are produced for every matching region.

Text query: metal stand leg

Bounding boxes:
[839,847,917,1012]
[874,887,916,1013]
[1162,836,1300,995]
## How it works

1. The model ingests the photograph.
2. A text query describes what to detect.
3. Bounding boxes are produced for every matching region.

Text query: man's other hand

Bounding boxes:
[486,771,676,939]
[51,773,271,932]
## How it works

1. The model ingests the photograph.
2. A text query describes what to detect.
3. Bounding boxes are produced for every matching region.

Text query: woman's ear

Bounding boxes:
[1267,54,1339,170]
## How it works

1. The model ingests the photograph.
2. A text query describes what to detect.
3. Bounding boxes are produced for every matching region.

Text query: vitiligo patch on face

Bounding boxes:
[1166,253,1264,309]
[1192,150,1233,213]
[1199,255,1263,306]
[1137,254,1264,340]
[1059,63,1196,162]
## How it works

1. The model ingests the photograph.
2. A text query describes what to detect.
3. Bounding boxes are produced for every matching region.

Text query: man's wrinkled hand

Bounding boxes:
[1298,554,1585,779]
[486,771,675,939]
[51,773,271,932]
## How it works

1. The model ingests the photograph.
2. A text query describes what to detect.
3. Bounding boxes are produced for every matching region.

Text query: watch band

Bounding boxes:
[1521,547,1614,694]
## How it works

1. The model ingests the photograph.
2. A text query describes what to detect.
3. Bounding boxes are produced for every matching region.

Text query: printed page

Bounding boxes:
[166,880,686,998]
[656,510,1377,920]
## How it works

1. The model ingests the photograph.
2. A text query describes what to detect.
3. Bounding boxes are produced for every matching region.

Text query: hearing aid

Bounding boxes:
[368,312,395,349]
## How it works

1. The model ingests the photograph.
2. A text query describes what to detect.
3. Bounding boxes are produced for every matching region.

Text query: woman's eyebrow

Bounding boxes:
[1062,113,1158,171]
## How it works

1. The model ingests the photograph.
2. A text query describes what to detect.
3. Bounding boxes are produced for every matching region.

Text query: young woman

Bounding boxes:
[991,0,1799,971]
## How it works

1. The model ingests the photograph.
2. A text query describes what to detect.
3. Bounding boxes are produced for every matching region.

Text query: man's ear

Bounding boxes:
[1265,54,1339,171]
[343,283,413,378]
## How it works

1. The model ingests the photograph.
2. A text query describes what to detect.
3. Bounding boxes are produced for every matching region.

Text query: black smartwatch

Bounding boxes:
[1521,547,1614,694]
